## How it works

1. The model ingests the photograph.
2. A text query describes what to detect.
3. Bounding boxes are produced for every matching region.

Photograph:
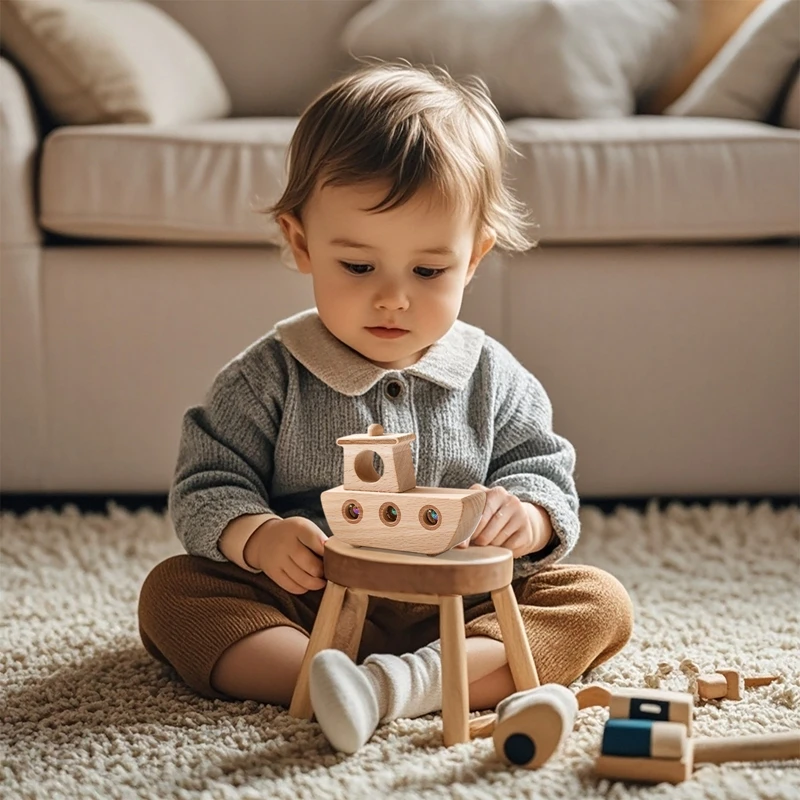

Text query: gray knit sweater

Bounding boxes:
[169,309,580,578]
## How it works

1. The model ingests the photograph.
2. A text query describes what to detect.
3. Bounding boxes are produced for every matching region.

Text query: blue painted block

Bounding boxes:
[601,719,654,757]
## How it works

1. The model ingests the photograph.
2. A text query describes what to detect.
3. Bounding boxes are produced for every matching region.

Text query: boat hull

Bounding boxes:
[321,485,486,555]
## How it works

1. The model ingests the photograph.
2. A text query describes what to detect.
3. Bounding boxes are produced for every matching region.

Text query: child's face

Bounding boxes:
[280,182,495,370]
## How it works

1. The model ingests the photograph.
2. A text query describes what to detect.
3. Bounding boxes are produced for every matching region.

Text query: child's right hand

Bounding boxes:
[244,517,328,595]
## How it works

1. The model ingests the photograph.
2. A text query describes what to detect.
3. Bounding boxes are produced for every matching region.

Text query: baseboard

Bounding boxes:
[0,493,797,515]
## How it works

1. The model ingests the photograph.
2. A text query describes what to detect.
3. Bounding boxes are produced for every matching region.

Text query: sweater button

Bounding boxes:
[385,380,403,399]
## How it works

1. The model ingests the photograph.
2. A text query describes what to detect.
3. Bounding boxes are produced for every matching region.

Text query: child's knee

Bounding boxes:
[578,566,634,643]
[137,555,196,646]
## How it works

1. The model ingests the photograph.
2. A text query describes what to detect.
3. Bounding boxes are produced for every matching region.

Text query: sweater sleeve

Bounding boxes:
[168,351,285,563]
[485,344,580,571]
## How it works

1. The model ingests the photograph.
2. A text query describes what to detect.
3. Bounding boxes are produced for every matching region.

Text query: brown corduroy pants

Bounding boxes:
[138,555,634,700]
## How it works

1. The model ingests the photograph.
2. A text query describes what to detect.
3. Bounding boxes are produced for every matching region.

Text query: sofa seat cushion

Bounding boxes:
[507,116,800,242]
[39,116,800,245]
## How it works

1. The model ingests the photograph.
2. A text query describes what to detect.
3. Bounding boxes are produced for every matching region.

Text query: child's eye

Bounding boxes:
[340,261,373,275]
[414,266,447,279]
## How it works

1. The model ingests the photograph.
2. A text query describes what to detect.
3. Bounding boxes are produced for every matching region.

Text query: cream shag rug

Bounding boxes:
[2,502,799,800]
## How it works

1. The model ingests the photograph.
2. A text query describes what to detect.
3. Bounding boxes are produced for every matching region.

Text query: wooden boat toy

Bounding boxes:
[320,424,485,555]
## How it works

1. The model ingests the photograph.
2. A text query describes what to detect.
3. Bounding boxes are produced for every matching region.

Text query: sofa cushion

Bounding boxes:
[39,117,800,245]
[645,0,764,113]
[341,0,687,119]
[0,0,230,125]
[665,0,800,121]
[149,0,370,118]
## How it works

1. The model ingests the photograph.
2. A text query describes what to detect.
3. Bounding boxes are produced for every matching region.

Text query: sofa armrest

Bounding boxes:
[0,58,42,246]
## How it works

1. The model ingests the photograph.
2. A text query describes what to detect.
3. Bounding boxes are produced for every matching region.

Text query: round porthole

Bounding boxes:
[379,502,401,527]
[419,505,442,530]
[342,500,364,524]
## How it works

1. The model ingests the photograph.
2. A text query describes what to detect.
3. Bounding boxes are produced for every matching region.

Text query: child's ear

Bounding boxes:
[466,228,497,283]
[278,213,312,273]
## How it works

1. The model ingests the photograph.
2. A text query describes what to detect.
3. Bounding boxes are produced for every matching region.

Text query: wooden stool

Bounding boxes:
[289,537,540,746]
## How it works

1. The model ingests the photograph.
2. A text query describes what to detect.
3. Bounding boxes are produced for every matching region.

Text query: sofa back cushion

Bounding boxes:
[340,0,691,119]
[666,0,800,121]
[0,0,231,125]
[150,0,370,117]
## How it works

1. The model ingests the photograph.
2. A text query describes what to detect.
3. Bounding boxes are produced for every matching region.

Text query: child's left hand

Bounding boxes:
[457,484,552,558]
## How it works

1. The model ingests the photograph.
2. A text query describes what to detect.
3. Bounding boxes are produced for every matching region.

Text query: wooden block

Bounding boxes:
[697,673,728,700]
[697,669,779,701]
[595,752,693,785]
[609,688,694,737]
[716,669,743,701]
[576,684,612,709]
[338,425,416,493]
[493,684,578,769]
[601,720,687,759]
[322,485,485,554]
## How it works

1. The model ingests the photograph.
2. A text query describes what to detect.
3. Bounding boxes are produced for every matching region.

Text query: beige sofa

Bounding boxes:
[1,0,798,498]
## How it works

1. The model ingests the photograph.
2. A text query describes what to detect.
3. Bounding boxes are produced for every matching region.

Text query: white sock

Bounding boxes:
[309,641,443,753]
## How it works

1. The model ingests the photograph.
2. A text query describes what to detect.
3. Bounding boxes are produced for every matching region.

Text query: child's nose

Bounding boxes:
[374,282,409,311]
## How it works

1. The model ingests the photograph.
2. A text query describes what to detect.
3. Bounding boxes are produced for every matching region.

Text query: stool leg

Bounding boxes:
[439,595,469,745]
[333,589,369,662]
[289,580,347,719]
[491,584,540,690]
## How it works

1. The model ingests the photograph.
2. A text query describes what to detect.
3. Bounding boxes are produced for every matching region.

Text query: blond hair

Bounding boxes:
[266,61,534,252]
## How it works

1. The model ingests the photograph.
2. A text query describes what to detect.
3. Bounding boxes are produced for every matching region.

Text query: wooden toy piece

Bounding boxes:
[595,730,800,785]
[696,673,729,700]
[696,668,780,701]
[492,685,579,769]
[469,713,497,739]
[594,682,798,785]
[322,425,486,555]
[576,684,612,709]
[595,748,693,785]
[594,688,696,784]
[601,719,687,759]
[693,730,800,764]
[338,424,416,493]
[469,682,610,741]
[609,687,694,737]
[290,537,539,747]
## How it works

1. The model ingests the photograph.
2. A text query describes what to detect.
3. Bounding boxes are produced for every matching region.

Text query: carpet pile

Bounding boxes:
[2,501,798,799]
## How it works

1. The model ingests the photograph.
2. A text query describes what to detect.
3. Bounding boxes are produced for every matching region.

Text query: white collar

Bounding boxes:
[274,309,485,396]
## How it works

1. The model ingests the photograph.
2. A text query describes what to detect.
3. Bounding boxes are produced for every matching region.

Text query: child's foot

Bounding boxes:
[308,641,443,753]
[309,649,382,753]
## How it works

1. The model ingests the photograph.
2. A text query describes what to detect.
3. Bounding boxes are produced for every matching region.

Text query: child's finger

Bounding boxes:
[473,488,505,537]
[298,523,327,556]
[284,557,326,592]
[473,506,511,546]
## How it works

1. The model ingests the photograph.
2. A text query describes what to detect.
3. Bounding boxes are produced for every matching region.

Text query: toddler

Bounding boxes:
[139,62,634,754]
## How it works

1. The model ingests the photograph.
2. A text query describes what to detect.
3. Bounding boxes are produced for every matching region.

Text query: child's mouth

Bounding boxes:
[365,327,409,339]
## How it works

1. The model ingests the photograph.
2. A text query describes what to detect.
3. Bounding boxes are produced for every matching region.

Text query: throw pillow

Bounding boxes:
[341,0,688,119]
[645,0,765,113]
[0,0,231,125]
[665,0,800,120]
[781,68,800,127]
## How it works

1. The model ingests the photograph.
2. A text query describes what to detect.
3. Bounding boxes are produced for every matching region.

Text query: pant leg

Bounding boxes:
[138,555,326,699]
[463,564,634,686]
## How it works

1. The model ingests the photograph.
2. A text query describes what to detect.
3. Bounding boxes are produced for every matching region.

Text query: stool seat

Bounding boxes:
[324,536,513,596]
